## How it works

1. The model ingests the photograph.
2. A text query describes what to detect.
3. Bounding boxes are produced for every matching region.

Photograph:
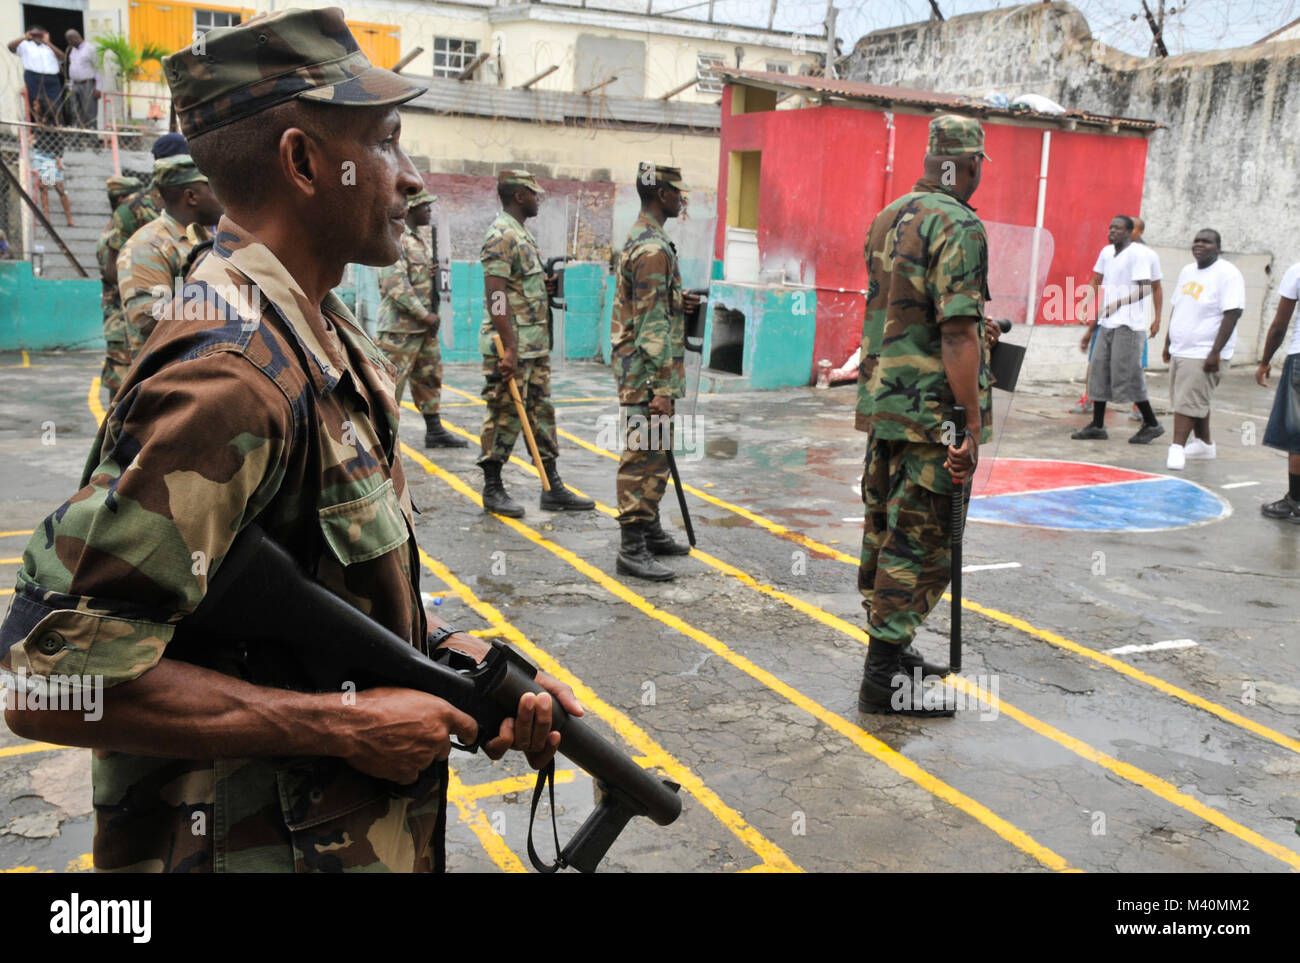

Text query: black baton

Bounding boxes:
[665,449,696,548]
[949,405,967,675]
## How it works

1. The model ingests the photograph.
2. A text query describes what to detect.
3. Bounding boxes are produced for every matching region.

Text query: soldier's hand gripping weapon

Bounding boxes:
[178,524,682,872]
[544,255,568,357]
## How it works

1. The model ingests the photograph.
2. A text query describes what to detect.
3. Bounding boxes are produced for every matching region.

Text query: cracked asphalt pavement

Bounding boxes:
[1,350,1297,873]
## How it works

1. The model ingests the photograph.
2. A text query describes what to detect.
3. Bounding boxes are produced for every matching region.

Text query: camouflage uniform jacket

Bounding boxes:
[118,210,198,358]
[611,213,685,403]
[96,218,121,314]
[0,215,438,873]
[107,187,161,253]
[378,225,437,335]
[478,211,550,359]
[856,177,993,447]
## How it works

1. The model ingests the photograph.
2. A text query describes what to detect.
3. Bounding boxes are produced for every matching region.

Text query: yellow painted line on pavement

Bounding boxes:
[467,627,506,638]
[0,558,22,565]
[438,383,1300,759]
[445,767,528,873]
[0,531,34,539]
[88,376,105,424]
[0,741,68,759]
[944,675,1300,870]
[454,769,577,803]
[21,351,29,368]
[416,531,801,872]
[413,418,1300,871]
[404,441,1070,872]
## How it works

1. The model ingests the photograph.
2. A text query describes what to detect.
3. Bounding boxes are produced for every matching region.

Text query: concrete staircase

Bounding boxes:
[30,144,153,280]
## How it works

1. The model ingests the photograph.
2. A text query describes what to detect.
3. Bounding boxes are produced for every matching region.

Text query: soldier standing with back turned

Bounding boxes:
[855,115,995,718]
[377,188,467,448]
[477,169,594,516]
[95,174,141,395]
[610,162,699,581]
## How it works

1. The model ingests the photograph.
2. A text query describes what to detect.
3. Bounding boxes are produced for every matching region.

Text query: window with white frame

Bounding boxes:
[433,37,479,78]
[765,61,790,74]
[194,9,239,34]
[697,53,725,93]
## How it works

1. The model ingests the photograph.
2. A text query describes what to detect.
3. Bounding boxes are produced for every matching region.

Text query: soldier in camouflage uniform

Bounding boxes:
[855,115,996,717]
[478,169,594,516]
[95,174,141,395]
[107,180,160,252]
[117,154,224,361]
[376,188,466,448]
[610,162,699,581]
[1,7,578,873]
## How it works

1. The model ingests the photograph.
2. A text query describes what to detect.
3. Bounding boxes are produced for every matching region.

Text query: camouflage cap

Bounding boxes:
[105,174,141,195]
[927,115,991,161]
[153,154,208,188]
[637,162,687,191]
[498,169,546,196]
[163,7,428,139]
[407,188,436,209]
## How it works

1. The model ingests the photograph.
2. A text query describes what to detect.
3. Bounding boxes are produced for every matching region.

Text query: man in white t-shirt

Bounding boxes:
[1072,215,1165,444]
[1256,260,1300,522]
[1161,229,1244,469]
[1132,217,1165,338]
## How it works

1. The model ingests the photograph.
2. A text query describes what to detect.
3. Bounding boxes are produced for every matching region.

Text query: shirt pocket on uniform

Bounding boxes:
[317,477,409,566]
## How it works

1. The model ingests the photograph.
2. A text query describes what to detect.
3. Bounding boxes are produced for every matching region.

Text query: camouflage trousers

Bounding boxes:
[101,299,130,395]
[477,355,559,466]
[376,327,443,415]
[616,404,673,525]
[858,436,963,646]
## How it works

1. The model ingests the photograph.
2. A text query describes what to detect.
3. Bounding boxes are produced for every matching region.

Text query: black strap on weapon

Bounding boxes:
[526,761,566,873]
[665,449,696,548]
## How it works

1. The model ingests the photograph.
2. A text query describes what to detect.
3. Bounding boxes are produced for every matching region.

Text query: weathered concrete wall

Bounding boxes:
[846,1,1300,367]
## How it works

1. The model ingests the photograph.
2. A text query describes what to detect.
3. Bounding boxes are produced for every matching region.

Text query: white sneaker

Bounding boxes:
[1184,439,1216,460]
[1166,444,1185,470]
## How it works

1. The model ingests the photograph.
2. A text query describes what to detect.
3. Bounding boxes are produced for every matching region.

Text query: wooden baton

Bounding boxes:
[492,332,550,491]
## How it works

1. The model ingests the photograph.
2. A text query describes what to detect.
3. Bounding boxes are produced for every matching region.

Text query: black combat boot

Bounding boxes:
[424,414,468,448]
[539,459,595,511]
[616,522,675,581]
[481,460,525,518]
[644,513,690,555]
[858,637,955,717]
[898,643,949,679]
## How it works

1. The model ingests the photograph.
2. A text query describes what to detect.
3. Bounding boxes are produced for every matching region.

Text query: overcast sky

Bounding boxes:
[648,0,1299,57]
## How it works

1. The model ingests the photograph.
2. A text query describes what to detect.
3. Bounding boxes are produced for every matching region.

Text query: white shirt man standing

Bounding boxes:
[7,26,65,124]
[65,29,101,131]
[1072,214,1164,444]
[1161,229,1245,469]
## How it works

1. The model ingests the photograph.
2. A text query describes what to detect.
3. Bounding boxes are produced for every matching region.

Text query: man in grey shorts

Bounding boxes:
[1161,229,1244,470]
[1072,215,1165,444]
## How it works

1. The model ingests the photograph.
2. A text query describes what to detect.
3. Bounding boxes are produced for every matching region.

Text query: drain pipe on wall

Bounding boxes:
[881,111,896,209]
[1023,129,1051,326]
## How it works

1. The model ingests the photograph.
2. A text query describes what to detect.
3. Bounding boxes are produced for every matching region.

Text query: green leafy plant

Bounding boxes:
[93,33,170,119]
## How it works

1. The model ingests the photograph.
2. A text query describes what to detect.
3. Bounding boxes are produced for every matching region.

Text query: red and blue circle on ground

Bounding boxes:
[968,458,1231,532]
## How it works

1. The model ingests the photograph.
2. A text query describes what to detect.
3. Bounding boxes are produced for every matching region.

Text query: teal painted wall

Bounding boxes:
[444,260,610,363]
[0,262,103,351]
[703,283,817,390]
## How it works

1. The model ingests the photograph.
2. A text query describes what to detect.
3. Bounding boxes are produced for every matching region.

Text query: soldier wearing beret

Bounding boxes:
[377,188,466,448]
[96,174,142,394]
[609,162,698,580]
[855,114,997,717]
[477,169,594,516]
[1,7,579,873]
[117,154,224,360]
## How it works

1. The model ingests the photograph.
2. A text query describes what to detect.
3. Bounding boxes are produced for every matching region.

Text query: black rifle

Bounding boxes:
[949,406,967,674]
[179,524,682,873]
[544,256,568,355]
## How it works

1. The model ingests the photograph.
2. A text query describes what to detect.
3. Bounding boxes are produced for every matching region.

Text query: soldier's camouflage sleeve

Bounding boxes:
[378,234,427,319]
[0,353,292,687]
[480,226,515,280]
[924,212,987,323]
[628,246,676,396]
[118,240,172,357]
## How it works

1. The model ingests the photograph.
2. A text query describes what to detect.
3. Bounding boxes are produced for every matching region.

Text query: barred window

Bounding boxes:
[697,53,725,94]
[433,37,479,78]
[765,61,790,74]
[194,9,239,35]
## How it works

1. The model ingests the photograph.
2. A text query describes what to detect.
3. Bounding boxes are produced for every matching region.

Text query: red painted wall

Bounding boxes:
[717,86,1150,376]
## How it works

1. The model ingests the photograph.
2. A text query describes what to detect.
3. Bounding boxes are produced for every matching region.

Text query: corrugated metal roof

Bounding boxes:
[403,76,721,131]
[718,69,1161,132]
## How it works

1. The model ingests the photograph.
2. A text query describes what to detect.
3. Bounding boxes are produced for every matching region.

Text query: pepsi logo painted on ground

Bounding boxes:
[968,458,1231,532]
